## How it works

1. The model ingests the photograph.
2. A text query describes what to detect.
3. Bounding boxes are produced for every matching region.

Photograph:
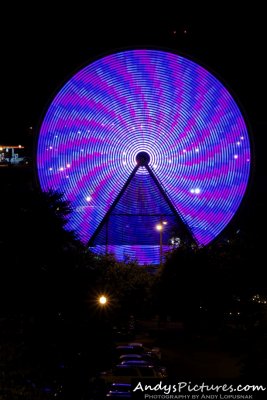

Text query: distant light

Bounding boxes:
[18,144,22,148]
[49,167,53,171]
[183,149,187,153]
[156,224,163,231]
[86,196,92,202]
[163,221,167,225]
[66,163,71,168]
[240,136,244,140]
[59,167,64,171]
[195,148,199,152]
[236,142,241,146]
[190,188,201,194]
[49,146,53,150]
[234,154,238,159]
[99,295,107,305]
[123,161,126,165]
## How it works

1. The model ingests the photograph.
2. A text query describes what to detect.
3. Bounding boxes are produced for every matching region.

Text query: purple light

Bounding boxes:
[37,49,251,264]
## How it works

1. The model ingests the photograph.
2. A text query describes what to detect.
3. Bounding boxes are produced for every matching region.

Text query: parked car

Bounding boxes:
[128,342,161,359]
[106,382,131,398]
[120,360,167,378]
[119,353,164,369]
[120,360,150,366]
[100,364,160,384]
[106,394,131,399]
[119,354,143,362]
[115,345,144,359]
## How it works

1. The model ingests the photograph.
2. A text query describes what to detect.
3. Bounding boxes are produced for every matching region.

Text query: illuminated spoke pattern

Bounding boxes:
[37,49,251,264]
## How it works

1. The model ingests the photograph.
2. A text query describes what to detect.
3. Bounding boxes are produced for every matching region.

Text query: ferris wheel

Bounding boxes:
[37,49,251,264]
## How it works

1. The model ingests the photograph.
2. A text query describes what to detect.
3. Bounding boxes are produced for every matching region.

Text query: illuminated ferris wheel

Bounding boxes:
[37,49,251,265]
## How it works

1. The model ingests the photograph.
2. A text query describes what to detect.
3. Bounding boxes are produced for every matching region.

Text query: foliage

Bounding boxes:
[1,167,266,394]
[0,177,96,398]
[92,253,156,319]
[154,231,267,331]
[0,174,158,398]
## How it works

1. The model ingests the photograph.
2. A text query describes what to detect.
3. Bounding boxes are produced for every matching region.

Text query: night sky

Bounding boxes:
[2,5,266,208]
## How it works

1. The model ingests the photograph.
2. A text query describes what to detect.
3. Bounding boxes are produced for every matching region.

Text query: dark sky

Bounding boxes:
[3,5,266,138]
[2,5,266,194]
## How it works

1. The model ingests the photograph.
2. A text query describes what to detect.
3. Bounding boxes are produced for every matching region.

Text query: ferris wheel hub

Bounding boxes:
[136,151,150,166]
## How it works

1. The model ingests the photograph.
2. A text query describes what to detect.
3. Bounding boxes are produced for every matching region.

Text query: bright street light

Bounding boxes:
[98,295,108,305]
[155,219,167,266]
